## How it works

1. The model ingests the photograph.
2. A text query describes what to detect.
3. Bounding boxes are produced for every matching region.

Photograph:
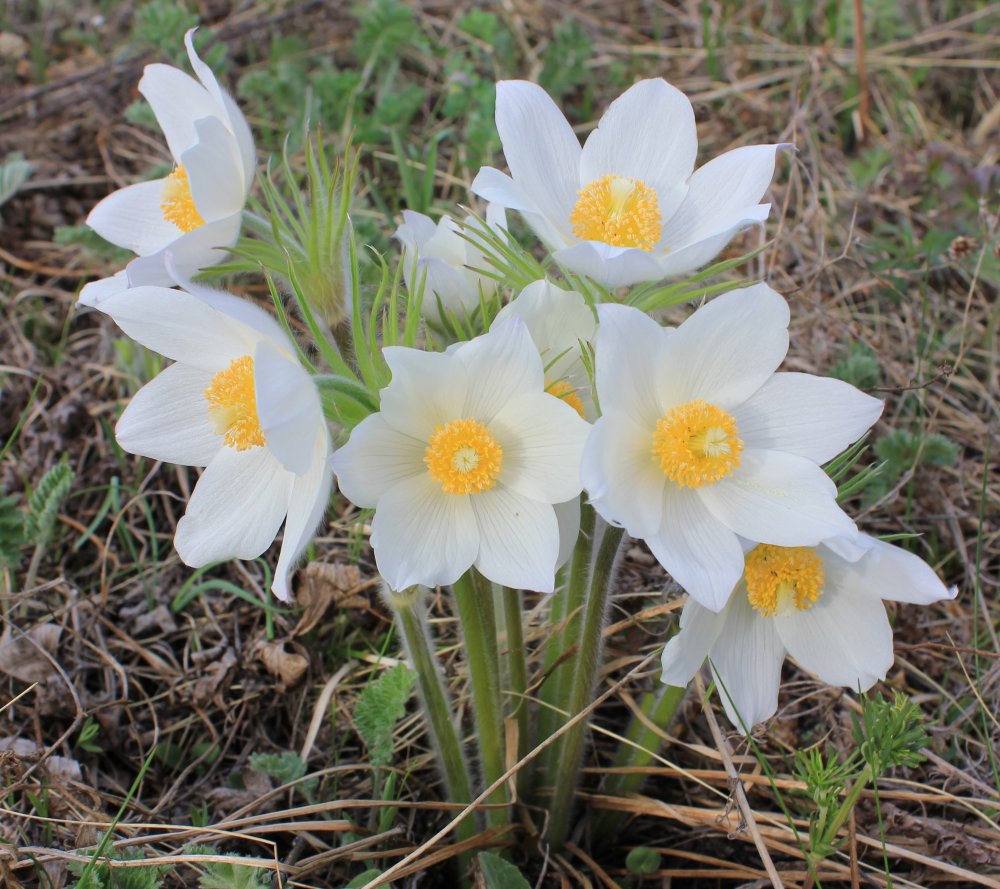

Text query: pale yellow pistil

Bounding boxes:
[652,399,743,488]
[745,544,825,617]
[161,164,205,233]
[204,355,266,450]
[546,378,586,418]
[425,418,503,495]
[569,174,662,251]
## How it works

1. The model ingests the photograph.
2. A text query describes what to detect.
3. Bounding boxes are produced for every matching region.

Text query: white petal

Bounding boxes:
[660,597,727,686]
[272,429,333,602]
[371,473,479,591]
[664,144,782,247]
[553,240,669,288]
[77,271,130,309]
[397,209,438,246]
[647,485,744,612]
[419,259,482,322]
[181,116,247,221]
[579,79,697,193]
[494,80,581,243]
[581,411,665,538]
[554,496,581,571]
[832,537,956,606]
[174,445,291,565]
[138,63,222,161]
[594,303,671,428]
[124,213,242,284]
[184,29,255,191]
[491,391,589,503]
[470,166,568,250]
[658,283,789,409]
[86,179,179,255]
[734,372,884,463]
[654,204,770,278]
[116,363,219,466]
[472,486,559,592]
[380,347,466,441]
[97,285,260,370]
[777,562,893,690]
[709,589,786,728]
[699,449,856,546]
[456,318,543,423]
[330,412,426,508]
[254,338,323,475]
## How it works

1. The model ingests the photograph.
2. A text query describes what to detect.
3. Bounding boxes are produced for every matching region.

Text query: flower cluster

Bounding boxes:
[82,31,955,751]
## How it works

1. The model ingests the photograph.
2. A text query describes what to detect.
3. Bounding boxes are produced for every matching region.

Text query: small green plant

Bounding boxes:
[76,716,103,754]
[0,492,24,569]
[248,750,317,801]
[478,852,532,888]
[185,845,273,889]
[866,427,959,500]
[0,151,32,228]
[829,341,881,389]
[68,847,170,889]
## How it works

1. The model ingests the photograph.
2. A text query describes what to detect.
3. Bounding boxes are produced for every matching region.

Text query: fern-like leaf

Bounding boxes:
[354,663,415,772]
[26,461,74,546]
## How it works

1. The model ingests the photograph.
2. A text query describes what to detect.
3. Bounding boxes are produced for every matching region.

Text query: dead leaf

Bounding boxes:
[254,639,309,688]
[293,562,363,636]
[191,649,236,704]
[0,624,61,683]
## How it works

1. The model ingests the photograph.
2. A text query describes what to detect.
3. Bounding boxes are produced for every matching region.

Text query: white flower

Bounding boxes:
[492,279,597,419]
[581,284,884,611]
[660,535,958,728]
[395,205,506,325]
[79,30,255,308]
[472,79,784,288]
[330,318,591,592]
[101,284,332,601]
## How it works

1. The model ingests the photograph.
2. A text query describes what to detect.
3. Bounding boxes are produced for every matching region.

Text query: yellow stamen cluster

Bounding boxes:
[569,174,662,251]
[424,418,503,495]
[161,164,205,233]
[204,355,266,451]
[547,378,586,418]
[745,544,825,617]
[652,399,743,488]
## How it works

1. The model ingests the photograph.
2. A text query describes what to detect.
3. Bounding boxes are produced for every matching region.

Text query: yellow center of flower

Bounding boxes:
[652,400,743,488]
[569,174,662,251]
[745,544,825,617]
[161,164,205,233]
[204,355,266,450]
[424,418,503,495]
[547,378,586,418]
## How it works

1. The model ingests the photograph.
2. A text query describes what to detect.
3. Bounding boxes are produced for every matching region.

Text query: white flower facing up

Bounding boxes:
[472,79,784,288]
[79,30,255,307]
[331,318,591,592]
[102,285,332,601]
[582,284,884,611]
[395,205,506,325]
[660,535,957,728]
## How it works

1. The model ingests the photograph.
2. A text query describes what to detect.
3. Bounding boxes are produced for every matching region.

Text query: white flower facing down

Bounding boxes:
[331,318,591,593]
[103,285,332,601]
[582,284,884,612]
[660,535,958,728]
[79,30,255,307]
[472,79,784,288]
[395,205,506,325]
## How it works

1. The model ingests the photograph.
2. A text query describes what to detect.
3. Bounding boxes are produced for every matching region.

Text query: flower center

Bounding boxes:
[547,378,585,418]
[424,418,503,495]
[204,355,266,450]
[569,174,662,251]
[161,164,205,233]
[745,544,825,617]
[652,400,743,488]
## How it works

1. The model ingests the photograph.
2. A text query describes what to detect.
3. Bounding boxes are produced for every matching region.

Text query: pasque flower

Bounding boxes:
[660,535,957,728]
[102,285,332,601]
[331,318,591,592]
[395,205,506,325]
[79,30,255,307]
[581,285,884,611]
[472,79,784,288]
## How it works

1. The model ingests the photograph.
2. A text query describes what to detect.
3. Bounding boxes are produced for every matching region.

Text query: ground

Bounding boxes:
[0,1,998,887]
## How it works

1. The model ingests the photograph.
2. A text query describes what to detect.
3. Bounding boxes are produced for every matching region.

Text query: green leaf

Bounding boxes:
[354,662,415,772]
[0,151,32,213]
[26,460,74,546]
[625,847,662,875]
[478,852,532,889]
[345,869,382,888]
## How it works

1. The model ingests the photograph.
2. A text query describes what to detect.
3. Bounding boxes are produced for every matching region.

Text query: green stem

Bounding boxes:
[451,571,509,829]
[591,683,686,840]
[536,502,596,790]
[502,586,529,769]
[385,587,476,862]
[545,524,626,851]
[823,764,874,848]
